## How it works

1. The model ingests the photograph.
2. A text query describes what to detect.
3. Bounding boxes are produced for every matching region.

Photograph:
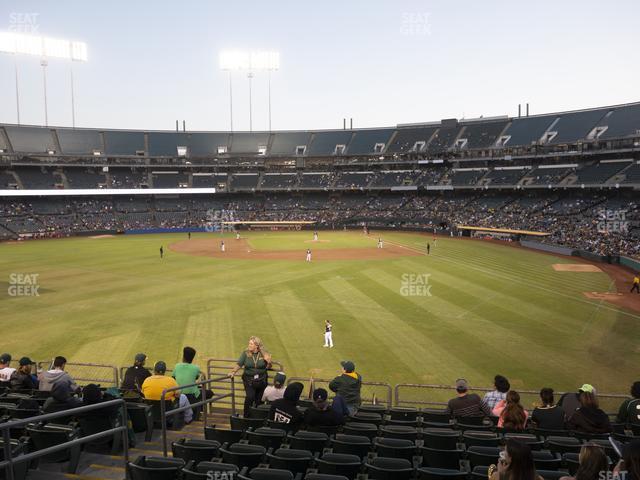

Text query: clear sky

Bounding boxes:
[0,0,638,132]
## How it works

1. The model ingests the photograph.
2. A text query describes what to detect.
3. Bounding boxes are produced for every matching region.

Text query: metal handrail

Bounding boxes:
[394,383,629,414]
[286,376,393,406]
[159,375,236,457]
[0,398,129,480]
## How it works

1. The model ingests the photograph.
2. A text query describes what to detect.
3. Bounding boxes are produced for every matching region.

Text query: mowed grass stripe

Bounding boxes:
[320,275,486,384]
[356,266,593,389]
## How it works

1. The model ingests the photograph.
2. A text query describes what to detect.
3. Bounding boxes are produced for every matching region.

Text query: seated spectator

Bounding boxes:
[141,361,193,424]
[10,357,38,391]
[614,439,640,480]
[559,443,608,480]
[173,346,213,418]
[39,356,78,393]
[328,360,362,415]
[304,388,345,428]
[560,384,594,419]
[80,383,120,420]
[269,382,304,427]
[489,439,544,480]
[531,388,566,431]
[262,372,287,403]
[568,391,612,434]
[617,381,640,425]
[43,380,82,413]
[121,353,151,392]
[493,391,529,430]
[446,378,491,417]
[483,374,510,411]
[0,353,16,385]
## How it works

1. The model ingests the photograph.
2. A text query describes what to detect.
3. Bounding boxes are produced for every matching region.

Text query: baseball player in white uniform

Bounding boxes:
[323,320,334,348]
[220,240,225,252]
[306,248,312,262]
[377,238,383,249]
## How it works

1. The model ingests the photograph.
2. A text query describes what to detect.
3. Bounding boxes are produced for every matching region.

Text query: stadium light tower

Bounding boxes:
[0,32,88,127]
[219,50,280,132]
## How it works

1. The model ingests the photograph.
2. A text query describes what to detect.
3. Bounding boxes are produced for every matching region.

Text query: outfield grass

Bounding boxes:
[1,230,638,401]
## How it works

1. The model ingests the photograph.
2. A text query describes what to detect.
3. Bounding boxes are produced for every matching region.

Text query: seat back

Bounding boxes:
[465,446,501,468]
[220,442,266,470]
[246,427,286,449]
[172,438,220,464]
[420,446,463,470]
[288,430,328,453]
[546,436,583,455]
[127,455,185,480]
[378,425,418,441]
[230,414,265,431]
[182,460,239,479]
[267,448,313,474]
[343,422,378,439]
[423,428,460,450]
[417,467,468,480]
[330,434,371,459]
[316,453,362,480]
[245,467,294,480]
[374,437,416,461]
[204,425,244,444]
[462,431,500,448]
[421,409,451,425]
[366,457,414,480]
[389,407,419,422]
[25,425,73,463]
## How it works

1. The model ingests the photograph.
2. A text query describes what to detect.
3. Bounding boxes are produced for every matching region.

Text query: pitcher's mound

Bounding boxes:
[553,264,602,272]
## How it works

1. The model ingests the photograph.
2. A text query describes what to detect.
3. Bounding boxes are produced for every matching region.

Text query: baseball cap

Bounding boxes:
[341,360,355,373]
[18,357,34,366]
[274,372,286,386]
[579,384,595,394]
[0,353,11,364]
[154,361,167,373]
[313,388,328,402]
[456,378,469,391]
[134,353,147,363]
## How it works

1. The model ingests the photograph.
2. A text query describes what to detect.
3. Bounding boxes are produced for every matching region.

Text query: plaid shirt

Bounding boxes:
[483,390,507,411]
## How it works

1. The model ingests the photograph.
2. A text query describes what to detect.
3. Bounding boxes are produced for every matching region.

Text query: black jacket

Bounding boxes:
[304,403,344,427]
[10,370,38,391]
[269,383,304,426]
[121,365,151,391]
[568,406,612,434]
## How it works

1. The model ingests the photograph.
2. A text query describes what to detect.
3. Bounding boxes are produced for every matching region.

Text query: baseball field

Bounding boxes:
[1,230,639,399]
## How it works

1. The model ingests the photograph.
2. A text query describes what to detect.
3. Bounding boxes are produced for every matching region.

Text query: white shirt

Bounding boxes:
[262,385,285,402]
[0,367,16,382]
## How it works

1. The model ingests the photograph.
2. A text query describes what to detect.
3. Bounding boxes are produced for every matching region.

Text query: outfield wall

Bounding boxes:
[620,256,640,272]
[519,239,575,256]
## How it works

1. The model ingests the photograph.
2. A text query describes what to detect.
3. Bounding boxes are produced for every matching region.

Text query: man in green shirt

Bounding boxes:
[173,346,211,419]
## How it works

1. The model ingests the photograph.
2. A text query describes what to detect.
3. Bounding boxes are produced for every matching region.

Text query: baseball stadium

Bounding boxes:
[1,2,640,480]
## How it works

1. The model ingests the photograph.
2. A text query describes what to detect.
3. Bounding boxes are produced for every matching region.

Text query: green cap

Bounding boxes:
[579,384,595,394]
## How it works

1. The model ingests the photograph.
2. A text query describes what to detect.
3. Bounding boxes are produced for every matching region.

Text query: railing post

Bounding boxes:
[2,427,15,480]
[231,376,236,415]
[201,382,208,429]
[121,401,129,470]
[160,389,168,457]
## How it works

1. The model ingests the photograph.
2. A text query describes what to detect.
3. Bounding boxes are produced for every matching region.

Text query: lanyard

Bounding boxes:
[251,352,262,368]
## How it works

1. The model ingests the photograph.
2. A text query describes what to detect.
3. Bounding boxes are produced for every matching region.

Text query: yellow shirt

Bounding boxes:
[141,375,179,401]
[634,277,640,285]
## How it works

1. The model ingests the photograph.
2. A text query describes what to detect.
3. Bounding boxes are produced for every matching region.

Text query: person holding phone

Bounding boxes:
[488,439,543,480]
[228,336,272,417]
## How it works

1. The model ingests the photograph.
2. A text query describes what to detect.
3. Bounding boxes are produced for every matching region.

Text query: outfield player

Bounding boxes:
[427,242,430,255]
[377,238,383,249]
[306,249,312,262]
[188,232,191,240]
[313,231,318,242]
[220,240,225,253]
[236,232,240,240]
[160,246,164,258]
[323,320,334,348]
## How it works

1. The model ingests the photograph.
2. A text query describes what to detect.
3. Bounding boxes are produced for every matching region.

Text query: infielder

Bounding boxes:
[313,231,318,242]
[323,320,334,348]
[220,240,225,253]
[306,248,312,262]
[377,238,383,249]
[236,232,240,240]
